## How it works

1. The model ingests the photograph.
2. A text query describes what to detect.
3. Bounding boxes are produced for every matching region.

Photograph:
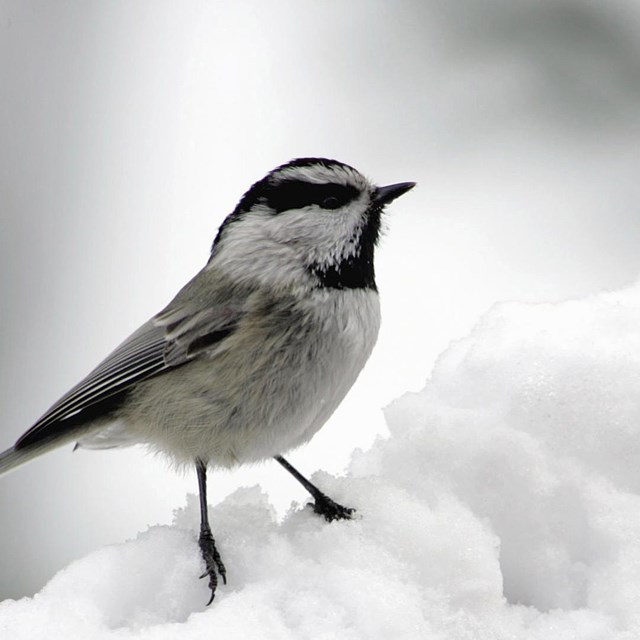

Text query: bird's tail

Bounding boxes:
[0,437,70,478]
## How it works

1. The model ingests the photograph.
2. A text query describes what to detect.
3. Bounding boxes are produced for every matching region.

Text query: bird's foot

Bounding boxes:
[198,527,227,605]
[310,493,356,522]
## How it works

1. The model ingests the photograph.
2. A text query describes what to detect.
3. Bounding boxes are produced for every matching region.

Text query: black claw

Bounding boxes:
[274,456,356,523]
[311,494,356,522]
[198,527,227,605]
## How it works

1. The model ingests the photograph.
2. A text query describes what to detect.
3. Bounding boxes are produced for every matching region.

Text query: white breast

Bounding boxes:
[285,288,381,448]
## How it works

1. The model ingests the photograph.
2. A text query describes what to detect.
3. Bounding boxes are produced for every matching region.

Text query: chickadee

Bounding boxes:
[0,157,415,603]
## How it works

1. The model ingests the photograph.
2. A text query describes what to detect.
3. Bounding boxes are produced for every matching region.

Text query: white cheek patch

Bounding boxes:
[206,210,311,290]
[209,200,371,290]
[269,198,368,268]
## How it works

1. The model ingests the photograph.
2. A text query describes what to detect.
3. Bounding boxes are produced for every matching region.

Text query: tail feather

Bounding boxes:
[0,446,33,477]
[0,436,73,478]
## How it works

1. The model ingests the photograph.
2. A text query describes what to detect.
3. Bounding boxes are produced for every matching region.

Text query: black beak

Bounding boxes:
[374,181,416,206]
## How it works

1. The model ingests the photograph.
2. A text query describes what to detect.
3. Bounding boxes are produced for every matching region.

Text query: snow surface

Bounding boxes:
[4,283,640,638]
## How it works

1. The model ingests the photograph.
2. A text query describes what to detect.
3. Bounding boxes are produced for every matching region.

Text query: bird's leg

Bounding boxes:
[274,455,355,522]
[195,458,226,605]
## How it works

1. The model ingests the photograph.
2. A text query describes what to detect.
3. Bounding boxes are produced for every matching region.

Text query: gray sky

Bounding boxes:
[2,0,640,599]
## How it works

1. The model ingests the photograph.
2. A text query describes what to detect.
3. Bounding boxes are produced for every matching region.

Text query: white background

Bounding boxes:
[2,0,640,600]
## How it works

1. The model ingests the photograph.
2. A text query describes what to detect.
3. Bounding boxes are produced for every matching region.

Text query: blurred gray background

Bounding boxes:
[2,0,640,600]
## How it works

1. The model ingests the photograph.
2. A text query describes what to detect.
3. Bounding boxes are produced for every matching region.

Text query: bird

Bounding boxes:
[0,157,415,603]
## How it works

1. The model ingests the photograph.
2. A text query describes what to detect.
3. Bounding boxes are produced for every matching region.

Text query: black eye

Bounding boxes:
[322,196,340,209]
[265,180,359,214]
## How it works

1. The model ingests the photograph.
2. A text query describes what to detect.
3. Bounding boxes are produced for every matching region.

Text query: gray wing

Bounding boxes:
[16,299,243,449]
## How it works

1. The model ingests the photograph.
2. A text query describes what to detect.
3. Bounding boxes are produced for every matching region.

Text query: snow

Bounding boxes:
[4,284,640,638]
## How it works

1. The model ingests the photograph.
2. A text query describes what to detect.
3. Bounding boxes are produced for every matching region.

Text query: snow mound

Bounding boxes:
[4,284,640,638]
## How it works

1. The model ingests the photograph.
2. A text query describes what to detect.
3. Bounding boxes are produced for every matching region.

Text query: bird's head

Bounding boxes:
[208,158,415,292]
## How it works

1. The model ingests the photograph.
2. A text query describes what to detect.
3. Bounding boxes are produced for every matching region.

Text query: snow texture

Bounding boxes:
[4,283,640,639]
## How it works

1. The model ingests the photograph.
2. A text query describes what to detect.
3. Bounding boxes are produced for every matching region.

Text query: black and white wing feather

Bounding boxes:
[16,301,242,450]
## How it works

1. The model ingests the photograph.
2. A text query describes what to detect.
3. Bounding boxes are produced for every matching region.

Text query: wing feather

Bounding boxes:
[16,298,243,449]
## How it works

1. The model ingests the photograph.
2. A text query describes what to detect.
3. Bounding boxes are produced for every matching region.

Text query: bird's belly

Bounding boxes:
[123,289,380,468]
